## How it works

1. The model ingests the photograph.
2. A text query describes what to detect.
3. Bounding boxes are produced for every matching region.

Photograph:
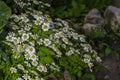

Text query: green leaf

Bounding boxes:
[94,65,108,73]
[105,47,111,56]
[40,56,54,64]
[99,42,108,49]
[72,0,78,9]
[0,61,5,69]
[77,71,82,77]
[41,30,54,38]
[0,1,11,33]
[91,30,105,38]
[38,46,55,64]
[83,73,96,80]
[39,46,55,56]
[0,49,9,62]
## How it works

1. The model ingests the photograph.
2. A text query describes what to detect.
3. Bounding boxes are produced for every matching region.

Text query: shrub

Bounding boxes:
[1,0,101,80]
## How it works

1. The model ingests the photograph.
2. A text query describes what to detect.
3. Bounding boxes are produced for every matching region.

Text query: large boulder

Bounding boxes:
[104,6,120,32]
[83,9,104,35]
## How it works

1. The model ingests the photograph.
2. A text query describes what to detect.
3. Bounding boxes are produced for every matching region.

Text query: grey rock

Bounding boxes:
[84,8,104,26]
[83,23,101,34]
[104,6,120,32]
[83,9,104,34]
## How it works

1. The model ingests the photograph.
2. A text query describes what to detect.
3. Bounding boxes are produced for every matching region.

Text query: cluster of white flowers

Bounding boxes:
[4,0,102,79]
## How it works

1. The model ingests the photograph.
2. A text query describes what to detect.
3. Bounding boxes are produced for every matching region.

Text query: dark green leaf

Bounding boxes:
[83,73,96,80]
[77,71,82,77]
[94,65,108,73]
[40,56,54,64]
[0,1,11,33]
[105,47,111,56]
[39,46,55,56]
[0,49,9,62]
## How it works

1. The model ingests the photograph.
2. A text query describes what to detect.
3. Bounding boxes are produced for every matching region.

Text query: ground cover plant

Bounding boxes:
[0,0,102,80]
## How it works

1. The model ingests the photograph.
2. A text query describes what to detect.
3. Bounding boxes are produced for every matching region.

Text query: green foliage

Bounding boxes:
[39,46,55,56]
[59,54,88,79]
[0,1,11,33]
[105,47,111,56]
[94,65,108,73]
[0,0,101,79]
[50,0,112,22]
[83,73,96,80]
[39,46,55,64]
[0,49,9,62]
[1,0,119,80]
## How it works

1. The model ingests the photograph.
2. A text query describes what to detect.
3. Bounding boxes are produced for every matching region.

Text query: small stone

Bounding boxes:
[104,75,110,80]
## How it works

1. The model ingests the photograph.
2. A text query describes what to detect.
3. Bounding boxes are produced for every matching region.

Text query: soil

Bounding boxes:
[97,56,120,80]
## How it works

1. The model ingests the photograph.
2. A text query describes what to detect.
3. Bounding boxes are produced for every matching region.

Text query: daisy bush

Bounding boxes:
[3,0,101,80]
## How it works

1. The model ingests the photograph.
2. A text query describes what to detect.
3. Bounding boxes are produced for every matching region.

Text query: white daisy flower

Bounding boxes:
[30,70,38,75]
[23,70,29,74]
[17,64,24,70]
[30,54,38,61]
[44,39,51,46]
[41,78,44,80]
[79,35,86,42]
[54,33,60,38]
[24,61,31,67]
[71,32,79,40]
[42,23,50,31]
[37,65,44,72]
[59,32,65,37]
[16,45,24,52]
[55,50,62,57]
[32,60,38,66]
[96,57,102,62]
[33,12,43,20]
[24,53,31,60]
[26,46,36,54]
[23,44,29,50]
[37,39,43,45]
[83,58,90,63]
[75,50,80,54]
[61,44,66,48]
[83,54,91,59]
[31,34,39,40]
[34,19,43,25]
[8,32,16,37]
[22,33,29,41]
[10,67,17,73]
[18,37,23,44]
[33,0,39,5]
[16,77,23,80]
[33,15,38,19]
[65,50,74,56]
[22,16,29,23]
[35,76,44,80]
[43,66,47,72]
[22,74,31,80]
[18,30,25,35]
[24,24,31,31]
[62,37,69,44]
[88,62,94,72]
[13,37,19,44]
[12,25,19,30]
[30,40,35,46]
[6,36,13,42]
